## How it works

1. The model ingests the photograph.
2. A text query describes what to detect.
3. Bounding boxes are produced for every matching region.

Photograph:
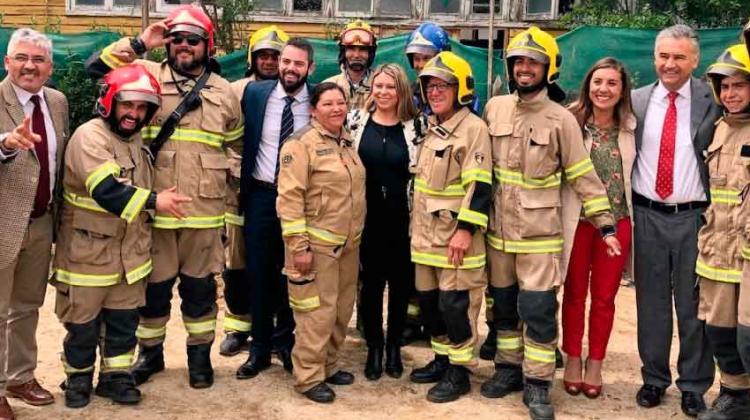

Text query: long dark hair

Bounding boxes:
[569,57,634,133]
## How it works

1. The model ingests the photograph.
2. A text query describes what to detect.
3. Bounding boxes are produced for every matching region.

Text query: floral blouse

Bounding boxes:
[585,123,629,221]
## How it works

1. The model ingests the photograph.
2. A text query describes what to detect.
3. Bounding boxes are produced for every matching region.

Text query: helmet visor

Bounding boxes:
[507,48,549,64]
[419,67,458,85]
[341,29,374,46]
[116,91,161,107]
[168,24,208,40]
[406,44,438,57]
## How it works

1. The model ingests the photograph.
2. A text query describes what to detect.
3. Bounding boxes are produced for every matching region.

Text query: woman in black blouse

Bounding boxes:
[347,63,423,380]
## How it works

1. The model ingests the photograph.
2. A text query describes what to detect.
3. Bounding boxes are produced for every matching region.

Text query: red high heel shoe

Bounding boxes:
[564,380,583,396]
[581,382,602,399]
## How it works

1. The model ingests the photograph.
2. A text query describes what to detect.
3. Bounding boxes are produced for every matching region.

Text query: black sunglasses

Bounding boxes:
[171,34,203,46]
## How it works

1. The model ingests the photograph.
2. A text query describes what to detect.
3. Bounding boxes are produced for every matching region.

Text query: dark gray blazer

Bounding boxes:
[631,76,722,200]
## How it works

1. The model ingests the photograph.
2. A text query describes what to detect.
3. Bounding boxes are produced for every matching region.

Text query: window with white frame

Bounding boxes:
[254,0,285,11]
[155,0,195,12]
[338,0,372,13]
[525,0,556,16]
[293,0,322,12]
[337,0,410,15]
[70,0,141,10]
[429,0,461,15]
[472,0,502,15]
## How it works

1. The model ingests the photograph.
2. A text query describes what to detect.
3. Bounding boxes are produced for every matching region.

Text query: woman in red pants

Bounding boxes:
[561,57,635,398]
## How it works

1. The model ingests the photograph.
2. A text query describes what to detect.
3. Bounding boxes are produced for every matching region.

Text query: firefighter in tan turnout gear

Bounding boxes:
[480,27,619,420]
[407,51,492,404]
[694,44,750,420]
[324,20,376,111]
[221,25,290,357]
[85,5,243,389]
[276,83,365,403]
[52,64,190,408]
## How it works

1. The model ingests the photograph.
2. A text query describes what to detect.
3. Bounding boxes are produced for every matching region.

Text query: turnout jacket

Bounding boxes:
[324,70,371,111]
[52,118,154,287]
[86,38,244,230]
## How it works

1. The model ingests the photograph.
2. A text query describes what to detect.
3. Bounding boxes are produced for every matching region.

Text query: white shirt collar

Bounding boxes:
[655,77,692,101]
[273,81,309,102]
[10,82,44,107]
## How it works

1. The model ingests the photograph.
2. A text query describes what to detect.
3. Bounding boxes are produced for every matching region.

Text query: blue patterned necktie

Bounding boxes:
[275,96,295,182]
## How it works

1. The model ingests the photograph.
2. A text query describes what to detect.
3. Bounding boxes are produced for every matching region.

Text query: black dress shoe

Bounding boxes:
[276,348,293,373]
[365,346,384,381]
[636,384,666,408]
[303,383,335,403]
[236,353,271,379]
[682,391,707,417]
[325,370,354,385]
[384,345,403,378]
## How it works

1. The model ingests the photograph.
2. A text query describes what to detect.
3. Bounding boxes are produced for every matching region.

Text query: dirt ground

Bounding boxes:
[12,283,719,420]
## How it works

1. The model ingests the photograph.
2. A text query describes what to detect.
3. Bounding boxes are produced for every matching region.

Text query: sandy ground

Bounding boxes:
[11,283,719,420]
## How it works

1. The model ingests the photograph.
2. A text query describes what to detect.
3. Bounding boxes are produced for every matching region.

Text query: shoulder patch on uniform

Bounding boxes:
[281,153,294,166]
[474,151,485,164]
[316,148,334,156]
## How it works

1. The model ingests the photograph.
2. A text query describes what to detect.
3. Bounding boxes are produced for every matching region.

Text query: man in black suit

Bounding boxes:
[630,24,721,417]
[236,38,315,380]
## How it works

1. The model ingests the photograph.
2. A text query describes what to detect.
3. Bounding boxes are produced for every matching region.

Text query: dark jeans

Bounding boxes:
[243,183,295,355]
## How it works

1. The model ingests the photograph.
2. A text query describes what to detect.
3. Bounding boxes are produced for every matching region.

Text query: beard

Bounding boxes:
[515,80,545,95]
[168,47,205,74]
[280,69,308,94]
[346,60,366,72]
[108,113,145,139]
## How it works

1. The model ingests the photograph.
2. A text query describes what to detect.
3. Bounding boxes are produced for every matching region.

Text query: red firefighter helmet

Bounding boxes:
[97,63,161,119]
[166,5,215,54]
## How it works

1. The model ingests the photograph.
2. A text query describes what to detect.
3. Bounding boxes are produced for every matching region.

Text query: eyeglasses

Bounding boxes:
[171,34,203,46]
[425,82,456,93]
[10,54,49,65]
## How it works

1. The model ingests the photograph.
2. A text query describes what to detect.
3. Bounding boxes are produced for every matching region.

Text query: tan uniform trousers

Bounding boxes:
[698,277,750,389]
[489,248,561,381]
[0,213,52,395]
[415,264,485,369]
[222,200,251,335]
[289,244,359,393]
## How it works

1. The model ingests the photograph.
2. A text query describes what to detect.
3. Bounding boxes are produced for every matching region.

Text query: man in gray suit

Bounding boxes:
[0,28,69,420]
[631,24,721,417]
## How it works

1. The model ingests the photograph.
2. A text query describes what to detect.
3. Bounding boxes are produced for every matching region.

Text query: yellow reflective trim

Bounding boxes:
[54,269,120,287]
[695,259,741,284]
[101,352,134,371]
[431,339,450,355]
[136,325,166,340]
[125,259,152,284]
[710,188,742,205]
[461,168,493,186]
[225,212,245,227]
[564,157,594,180]
[407,303,420,317]
[524,343,556,363]
[411,252,486,269]
[307,226,347,245]
[141,126,224,148]
[100,44,125,69]
[448,345,475,364]
[154,215,225,229]
[63,361,95,374]
[494,167,562,189]
[184,319,216,336]
[281,219,307,236]
[582,196,611,217]
[121,187,150,224]
[414,178,466,197]
[497,336,523,350]
[225,125,245,142]
[85,162,121,194]
[485,296,494,307]
[63,190,107,213]
[487,234,563,254]
[457,207,488,228]
[743,247,750,261]
[289,295,320,312]
[223,314,252,333]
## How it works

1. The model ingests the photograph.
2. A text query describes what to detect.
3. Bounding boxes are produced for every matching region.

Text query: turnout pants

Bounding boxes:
[740,265,750,378]
[222,211,251,336]
[488,249,559,382]
[288,244,359,393]
[137,227,223,347]
[415,264,485,369]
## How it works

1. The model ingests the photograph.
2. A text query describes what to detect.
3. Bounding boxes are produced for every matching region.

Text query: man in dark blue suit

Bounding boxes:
[236,37,316,379]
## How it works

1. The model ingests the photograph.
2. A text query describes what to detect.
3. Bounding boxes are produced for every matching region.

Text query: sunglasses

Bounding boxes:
[171,34,203,46]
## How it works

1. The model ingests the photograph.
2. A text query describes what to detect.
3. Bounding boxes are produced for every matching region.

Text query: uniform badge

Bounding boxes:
[474,152,485,164]
[281,154,293,166]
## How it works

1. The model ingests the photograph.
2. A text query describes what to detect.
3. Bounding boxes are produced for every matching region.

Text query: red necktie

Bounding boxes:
[655,91,678,200]
[30,95,50,218]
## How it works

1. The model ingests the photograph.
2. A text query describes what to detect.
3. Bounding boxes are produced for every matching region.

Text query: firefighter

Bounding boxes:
[324,20,376,111]
[52,64,190,408]
[696,44,750,420]
[408,51,492,403]
[221,25,289,357]
[276,82,365,403]
[481,27,619,420]
[85,5,244,389]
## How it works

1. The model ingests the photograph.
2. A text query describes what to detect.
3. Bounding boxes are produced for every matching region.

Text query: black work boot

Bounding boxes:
[699,387,750,420]
[523,379,555,420]
[410,354,450,384]
[219,332,249,357]
[384,344,403,378]
[479,329,497,361]
[426,365,471,403]
[61,373,93,409]
[132,344,165,385]
[95,372,141,405]
[480,363,524,398]
[187,343,214,389]
[364,346,384,380]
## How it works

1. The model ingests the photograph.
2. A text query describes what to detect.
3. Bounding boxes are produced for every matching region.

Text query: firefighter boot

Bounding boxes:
[219,332,249,357]
[699,387,750,420]
[95,372,141,405]
[187,343,214,389]
[61,373,93,409]
[479,328,497,361]
[132,344,165,385]
[410,354,450,384]
[523,379,555,420]
[426,365,471,403]
[481,363,524,398]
